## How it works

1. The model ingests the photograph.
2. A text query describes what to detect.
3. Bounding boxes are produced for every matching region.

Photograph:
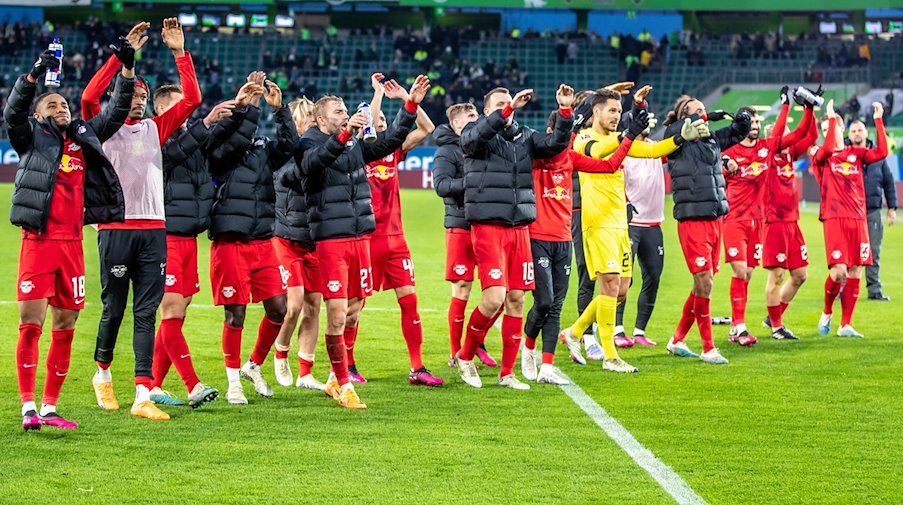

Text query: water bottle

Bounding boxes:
[357,102,377,144]
[794,86,824,108]
[44,38,63,88]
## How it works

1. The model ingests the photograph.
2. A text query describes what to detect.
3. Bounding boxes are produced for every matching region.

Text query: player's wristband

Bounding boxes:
[404,100,418,114]
[559,107,573,118]
[338,130,352,144]
[502,105,514,118]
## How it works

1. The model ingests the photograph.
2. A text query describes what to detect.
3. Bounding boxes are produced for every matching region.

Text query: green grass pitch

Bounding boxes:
[0,184,901,504]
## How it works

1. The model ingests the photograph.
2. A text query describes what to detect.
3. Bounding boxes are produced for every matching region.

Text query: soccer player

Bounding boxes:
[814,99,887,338]
[7,45,134,430]
[354,79,445,386]
[294,76,427,408]
[721,87,813,346]
[662,96,751,364]
[433,103,499,369]
[83,20,201,421]
[271,96,327,391]
[148,94,239,408]
[761,89,819,340]
[455,84,575,390]
[207,73,294,405]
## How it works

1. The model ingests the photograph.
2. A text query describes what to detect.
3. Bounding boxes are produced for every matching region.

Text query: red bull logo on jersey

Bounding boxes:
[776,163,795,179]
[831,161,859,176]
[542,186,571,201]
[740,161,766,177]
[366,163,397,181]
[59,154,84,173]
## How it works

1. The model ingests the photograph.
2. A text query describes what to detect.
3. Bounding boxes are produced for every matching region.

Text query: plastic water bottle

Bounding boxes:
[357,102,377,144]
[794,86,824,108]
[44,38,63,88]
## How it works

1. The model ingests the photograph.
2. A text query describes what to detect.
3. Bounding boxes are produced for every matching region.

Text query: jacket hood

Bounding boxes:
[433,124,460,146]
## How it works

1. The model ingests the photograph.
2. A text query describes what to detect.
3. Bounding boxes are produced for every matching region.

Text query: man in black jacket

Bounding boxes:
[291,75,428,409]
[207,73,295,406]
[661,96,751,365]
[433,102,498,369]
[6,46,134,430]
[455,84,574,390]
[847,122,898,301]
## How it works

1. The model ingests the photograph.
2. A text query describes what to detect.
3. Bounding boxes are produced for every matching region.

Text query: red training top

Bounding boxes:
[366,148,406,236]
[764,105,818,223]
[24,139,86,241]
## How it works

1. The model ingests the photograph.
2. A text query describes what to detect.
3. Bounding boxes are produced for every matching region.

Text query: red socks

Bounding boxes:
[275,349,289,360]
[222,323,243,369]
[841,278,861,326]
[674,293,696,342]
[17,324,42,404]
[448,297,468,357]
[151,326,171,389]
[250,317,282,367]
[730,277,748,325]
[767,305,784,330]
[325,334,350,385]
[344,325,359,366]
[399,293,425,370]
[484,307,504,345]
[500,315,523,377]
[42,329,74,407]
[160,318,200,392]
[824,277,842,314]
[542,352,555,365]
[524,337,537,351]
[694,295,715,353]
[298,357,313,377]
[460,307,494,361]
[135,376,153,389]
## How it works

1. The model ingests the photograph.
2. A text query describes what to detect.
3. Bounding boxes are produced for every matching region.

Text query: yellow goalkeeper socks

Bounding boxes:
[596,295,619,361]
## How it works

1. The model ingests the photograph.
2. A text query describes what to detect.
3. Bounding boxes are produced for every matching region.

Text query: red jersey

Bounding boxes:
[765,146,802,223]
[815,146,870,221]
[366,148,406,236]
[530,149,574,242]
[723,138,776,221]
[24,139,86,241]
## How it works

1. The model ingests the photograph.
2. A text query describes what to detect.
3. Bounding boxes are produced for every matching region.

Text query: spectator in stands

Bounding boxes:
[566,41,578,64]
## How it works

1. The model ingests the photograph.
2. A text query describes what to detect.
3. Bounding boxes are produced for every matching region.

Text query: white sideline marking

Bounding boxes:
[558,372,708,505]
[0,300,439,312]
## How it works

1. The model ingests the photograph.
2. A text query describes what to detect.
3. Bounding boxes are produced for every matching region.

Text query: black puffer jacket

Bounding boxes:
[461,109,573,226]
[432,124,469,230]
[275,158,314,248]
[207,105,297,241]
[5,73,133,233]
[293,106,416,241]
[571,171,582,211]
[665,118,745,222]
[162,119,216,237]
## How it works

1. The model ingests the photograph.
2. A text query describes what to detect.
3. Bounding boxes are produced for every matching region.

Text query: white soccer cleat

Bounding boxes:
[667,338,700,359]
[700,348,729,365]
[536,364,570,385]
[497,374,531,390]
[818,313,833,336]
[295,373,327,391]
[457,358,482,388]
[226,384,248,405]
[520,345,538,381]
[240,360,274,398]
[837,325,864,338]
[559,328,586,366]
[274,357,293,387]
[602,358,639,374]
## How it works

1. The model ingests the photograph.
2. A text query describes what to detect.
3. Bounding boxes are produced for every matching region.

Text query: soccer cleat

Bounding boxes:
[497,374,531,390]
[130,401,171,421]
[149,388,186,406]
[22,410,41,432]
[536,365,570,385]
[771,327,800,341]
[226,384,248,405]
[818,313,833,337]
[585,343,606,361]
[240,360,274,398]
[93,379,119,411]
[274,357,293,388]
[457,358,482,388]
[633,336,657,347]
[409,368,445,387]
[296,374,327,391]
[736,331,758,347]
[559,328,586,366]
[762,316,772,330]
[39,412,79,429]
[520,346,538,381]
[837,325,864,339]
[187,384,219,409]
[667,338,699,359]
[602,358,639,374]
[348,364,368,384]
[700,348,729,365]
[475,345,498,368]
[448,355,458,368]
[727,326,742,344]
[614,332,634,348]
[338,387,367,410]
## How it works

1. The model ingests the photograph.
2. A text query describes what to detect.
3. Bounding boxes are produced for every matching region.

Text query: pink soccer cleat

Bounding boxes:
[348,365,367,384]
[409,368,445,387]
[633,336,657,347]
[614,334,634,348]
[39,413,79,430]
[22,411,41,432]
[475,345,498,368]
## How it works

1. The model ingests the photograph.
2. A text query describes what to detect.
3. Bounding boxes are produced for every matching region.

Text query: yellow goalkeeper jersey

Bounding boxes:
[572,127,679,230]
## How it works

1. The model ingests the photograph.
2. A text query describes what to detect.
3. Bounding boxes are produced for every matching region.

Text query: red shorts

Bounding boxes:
[210,239,287,306]
[18,239,85,311]
[317,236,373,300]
[370,234,415,291]
[271,237,320,293]
[446,228,476,282]
[165,236,200,297]
[471,224,534,291]
[678,219,723,275]
[763,221,809,271]
[723,218,763,267]
[823,218,873,267]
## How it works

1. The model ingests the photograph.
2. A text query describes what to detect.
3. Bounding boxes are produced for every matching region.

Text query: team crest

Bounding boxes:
[831,250,842,260]
[77,125,87,135]
[847,154,857,163]
[538,257,550,268]
[67,143,81,152]
[384,153,395,163]
[165,275,176,287]
[327,280,342,293]
[728,247,739,258]
[111,265,127,278]
[19,280,34,294]
[695,257,707,267]
[776,253,787,263]
[552,173,564,185]
[222,286,235,298]
[758,147,769,158]
[454,264,467,275]
[606,260,617,269]
[489,268,502,280]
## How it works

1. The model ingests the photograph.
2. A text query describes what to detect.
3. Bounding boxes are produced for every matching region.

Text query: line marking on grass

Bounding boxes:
[558,372,708,505]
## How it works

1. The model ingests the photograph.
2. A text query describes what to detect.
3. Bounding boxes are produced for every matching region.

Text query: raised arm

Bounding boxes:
[162,119,209,173]
[864,103,888,165]
[789,107,818,158]
[814,109,837,165]
[367,72,386,125]
[361,76,427,163]
[402,107,436,153]
[713,110,752,151]
[4,76,40,153]
[207,106,260,174]
[150,19,201,144]
[461,109,506,157]
[531,84,575,159]
[86,72,137,143]
[81,55,122,121]
[267,100,299,171]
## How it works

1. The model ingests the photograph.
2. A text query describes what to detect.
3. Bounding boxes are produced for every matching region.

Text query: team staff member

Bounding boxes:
[83,20,201,421]
[7,45,134,430]
[455,84,575,390]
